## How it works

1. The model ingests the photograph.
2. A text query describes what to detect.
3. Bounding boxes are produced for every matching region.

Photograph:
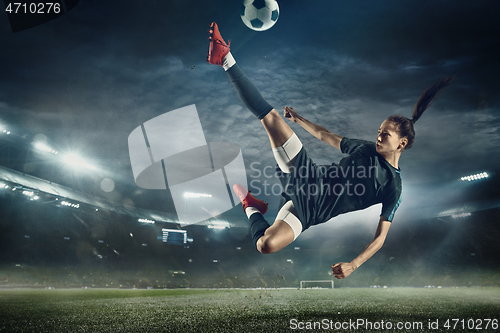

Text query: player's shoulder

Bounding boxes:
[340,137,376,154]
[385,168,403,194]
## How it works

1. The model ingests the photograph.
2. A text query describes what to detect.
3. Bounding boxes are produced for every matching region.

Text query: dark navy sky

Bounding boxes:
[0,0,499,231]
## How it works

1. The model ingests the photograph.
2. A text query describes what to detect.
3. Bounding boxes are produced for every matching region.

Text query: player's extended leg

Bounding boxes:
[207,22,293,148]
[208,22,304,253]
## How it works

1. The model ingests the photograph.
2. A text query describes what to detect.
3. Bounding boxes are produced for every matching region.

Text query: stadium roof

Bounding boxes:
[0,164,232,226]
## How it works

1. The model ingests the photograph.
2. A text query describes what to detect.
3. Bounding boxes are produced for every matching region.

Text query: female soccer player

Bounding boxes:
[207,22,453,279]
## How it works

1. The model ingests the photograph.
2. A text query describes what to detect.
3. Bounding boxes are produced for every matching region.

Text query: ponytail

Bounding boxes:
[412,75,455,124]
[387,75,455,150]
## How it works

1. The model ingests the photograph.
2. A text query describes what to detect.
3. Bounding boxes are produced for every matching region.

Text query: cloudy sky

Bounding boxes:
[0,0,499,231]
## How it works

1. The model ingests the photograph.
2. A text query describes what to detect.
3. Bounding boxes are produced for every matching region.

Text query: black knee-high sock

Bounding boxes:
[226,64,273,120]
[249,212,270,250]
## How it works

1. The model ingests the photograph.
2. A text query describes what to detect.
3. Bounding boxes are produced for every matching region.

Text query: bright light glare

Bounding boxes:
[461,172,489,181]
[63,153,96,170]
[208,225,226,230]
[183,192,212,198]
[33,141,58,154]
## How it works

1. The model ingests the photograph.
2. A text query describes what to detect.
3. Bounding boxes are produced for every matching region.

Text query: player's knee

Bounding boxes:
[256,236,276,254]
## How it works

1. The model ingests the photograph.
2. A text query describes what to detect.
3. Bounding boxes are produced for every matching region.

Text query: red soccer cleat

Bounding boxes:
[207,22,230,66]
[233,184,268,215]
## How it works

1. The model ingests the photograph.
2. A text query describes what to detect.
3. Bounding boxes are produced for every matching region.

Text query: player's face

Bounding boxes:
[376,121,405,154]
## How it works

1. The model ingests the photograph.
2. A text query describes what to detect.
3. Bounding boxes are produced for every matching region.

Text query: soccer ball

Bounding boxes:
[240,0,279,31]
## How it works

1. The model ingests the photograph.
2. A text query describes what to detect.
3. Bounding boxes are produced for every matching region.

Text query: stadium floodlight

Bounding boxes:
[62,153,96,170]
[452,212,472,219]
[461,172,489,182]
[61,201,79,209]
[138,218,155,224]
[208,221,230,230]
[207,220,230,230]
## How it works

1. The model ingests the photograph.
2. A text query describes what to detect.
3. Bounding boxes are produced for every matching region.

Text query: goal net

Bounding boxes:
[300,280,334,289]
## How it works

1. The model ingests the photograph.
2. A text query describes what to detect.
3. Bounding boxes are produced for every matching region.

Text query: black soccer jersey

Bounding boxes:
[279,137,402,231]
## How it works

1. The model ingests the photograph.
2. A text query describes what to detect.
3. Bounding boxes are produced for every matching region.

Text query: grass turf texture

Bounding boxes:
[0,288,499,332]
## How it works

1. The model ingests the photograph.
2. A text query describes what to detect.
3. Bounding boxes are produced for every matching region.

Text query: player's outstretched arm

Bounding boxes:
[331,217,391,279]
[283,107,343,150]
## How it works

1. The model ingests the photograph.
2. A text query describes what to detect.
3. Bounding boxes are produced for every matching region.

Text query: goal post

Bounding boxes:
[300,280,334,289]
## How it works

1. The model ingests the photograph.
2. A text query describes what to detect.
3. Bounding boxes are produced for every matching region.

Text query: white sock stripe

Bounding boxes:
[245,206,260,219]
[223,52,236,71]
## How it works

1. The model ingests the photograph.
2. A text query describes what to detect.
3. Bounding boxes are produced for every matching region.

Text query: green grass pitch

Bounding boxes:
[0,288,499,332]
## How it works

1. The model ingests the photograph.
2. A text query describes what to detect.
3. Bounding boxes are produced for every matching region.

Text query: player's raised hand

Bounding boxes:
[283,106,299,123]
[331,262,356,279]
